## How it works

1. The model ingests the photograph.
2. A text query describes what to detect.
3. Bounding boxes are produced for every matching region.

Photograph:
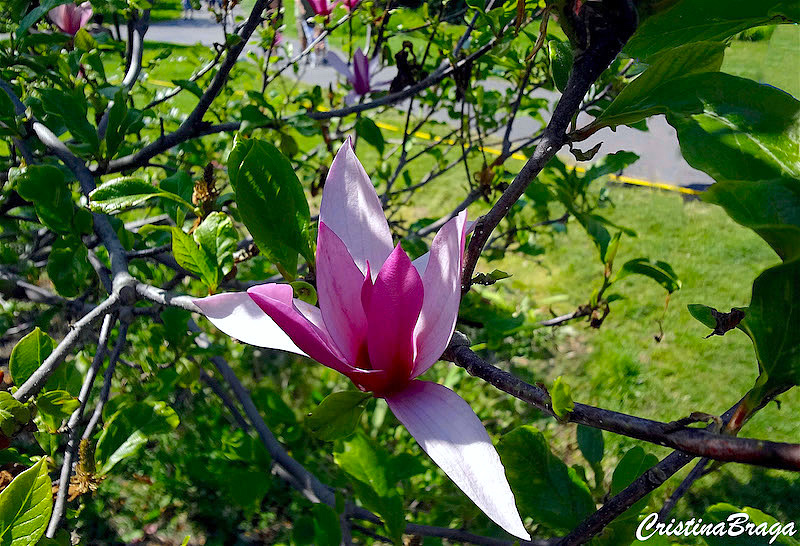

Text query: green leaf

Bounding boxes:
[16,0,71,36]
[306,391,370,441]
[667,75,800,183]
[574,213,610,263]
[192,212,238,288]
[687,304,717,330]
[611,446,659,512]
[355,118,385,155]
[310,504,341,546]
[334,433,405,542]
[550,376,574,418]
[548,40,573,93]
[576,425,604,465]
[582,151,640,184]
[703,178,800,261]
[626,0,800,59]
[737,259,800,385]
[291,281,318,306]
[104,90,143,160]
[596,42,726,129]
[38,87,99,153]
[89,177,195,214]
[0,393,31,438]
[170,227,216,289]
[9,166,74,234]
[73,28,96,51]
[227,138,312,275]
[497,426,594,531]
[34,390,79,433]
[46,236,91,298]
[615,258,681,293]
[171,79,203,98]
[9,328,53,387]
[700,503,800,546]
[0,458,52,546]
[95,401,180,475]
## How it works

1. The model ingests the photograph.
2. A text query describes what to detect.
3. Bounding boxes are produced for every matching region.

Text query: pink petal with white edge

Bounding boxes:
[247,284,355,376]
[386,381,530,540]
[412,210,468,377]
[317,222,369,366]
[193,292,304,356]
[365,244,424,381]
[320,139,393,276]
[78,2,93,27]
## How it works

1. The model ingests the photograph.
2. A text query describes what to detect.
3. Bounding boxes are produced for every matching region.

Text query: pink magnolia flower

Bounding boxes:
[48,2,93,36]
[308,0,336,16]
[340,0,361,10]
[194,138,530,540]
[326,48,388,105]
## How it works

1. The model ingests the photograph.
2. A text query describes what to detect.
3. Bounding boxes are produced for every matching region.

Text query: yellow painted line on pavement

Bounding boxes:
[146,78,701,196]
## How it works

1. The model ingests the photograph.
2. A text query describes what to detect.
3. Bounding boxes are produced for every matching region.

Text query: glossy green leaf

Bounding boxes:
[9,328,53,387]
[89,177,195,214]
[626,0,800,59]
[576,425,604,465]
[550,376,574,418]
[306,391,370,442]
[10,166,74,234]
[615,258,681,293]
[737,259,800,385]
[497,426,594,531]
[95,401,180,475]
[596,42,726,129]
[548,40,572,93]
[34,390,79,433]
[355,117,385,155]
[687,304,717,330]
[667,75,800,182]
[169,227,217,290]
[193,212,238,286]
[0,393,31,438]
[0,458,52,546]
[73,28,96,51]
[700,503,800,546]
[703,178,800,261]
[227,137,312,276]
[611,446,659,516]
[104,90,143,160]
[38,87,99,152]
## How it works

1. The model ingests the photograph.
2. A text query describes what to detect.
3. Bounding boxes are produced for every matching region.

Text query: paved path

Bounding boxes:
[145,17,714,188]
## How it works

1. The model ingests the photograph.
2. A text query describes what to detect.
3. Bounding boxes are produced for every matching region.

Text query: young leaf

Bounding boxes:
[548,40,573,93]
[615,258,681,293]
[95,401,180,475]
[35,390,80,433]
[227,138,313,276]
[0,458,52,546]
[497,426,594,531]
[306,391,370,441]
[9,328,54,387]
[90,177,195,214]
[0,392,31,437]
[550,376,574,419]
[193,212,238,285]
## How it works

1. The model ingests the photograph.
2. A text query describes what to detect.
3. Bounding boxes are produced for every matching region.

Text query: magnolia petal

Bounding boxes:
[247,284,355,376]
[365,244,423,382]
[320,139,393,276]
[193,292,305,356]
[317,222,369,366]
[386,381,530,540]
[352,48,371,95]
[412,210,468,377]
[78,2,93,28]
[326,50,352,80]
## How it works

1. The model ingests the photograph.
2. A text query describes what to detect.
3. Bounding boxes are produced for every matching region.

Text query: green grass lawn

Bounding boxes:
[723,24,800,97]
[110,37,800,533]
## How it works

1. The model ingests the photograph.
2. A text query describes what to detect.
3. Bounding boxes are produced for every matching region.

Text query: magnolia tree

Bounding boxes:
[0,0,798,544]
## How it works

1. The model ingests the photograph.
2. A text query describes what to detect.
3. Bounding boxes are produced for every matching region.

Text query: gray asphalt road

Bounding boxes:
[145,17,714,187]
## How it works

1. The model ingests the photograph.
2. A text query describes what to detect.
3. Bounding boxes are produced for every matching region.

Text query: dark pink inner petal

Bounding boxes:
[352,49,371,95]
[364,244,424,395]
[316,222,370,367]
